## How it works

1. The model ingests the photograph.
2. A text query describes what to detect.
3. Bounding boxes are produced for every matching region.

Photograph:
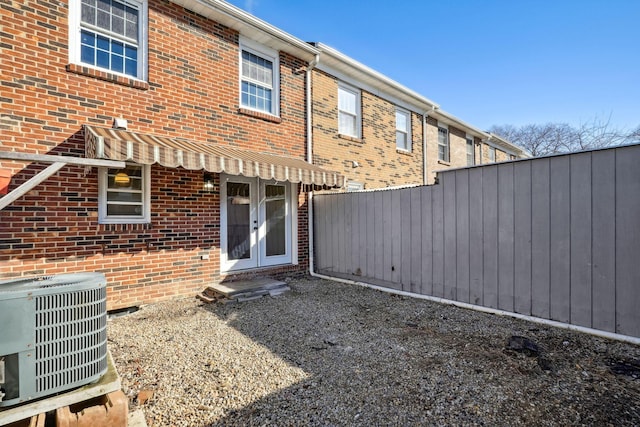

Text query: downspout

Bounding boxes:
[306,54,320,277]
[423,112,428,185]
[422,106,436,185]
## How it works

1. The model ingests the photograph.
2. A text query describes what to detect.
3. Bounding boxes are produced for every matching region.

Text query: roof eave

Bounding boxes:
[168,0,319,61]
[313,43,439,111]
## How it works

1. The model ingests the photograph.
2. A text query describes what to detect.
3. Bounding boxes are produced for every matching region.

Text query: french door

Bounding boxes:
[220,175,294,271]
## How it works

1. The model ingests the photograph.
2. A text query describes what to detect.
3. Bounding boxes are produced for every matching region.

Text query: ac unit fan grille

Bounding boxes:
[34,287,108,394]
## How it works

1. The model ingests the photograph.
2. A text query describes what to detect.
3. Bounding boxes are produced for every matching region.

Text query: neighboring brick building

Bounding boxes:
[310,43,529,189]
[0,0,342,309]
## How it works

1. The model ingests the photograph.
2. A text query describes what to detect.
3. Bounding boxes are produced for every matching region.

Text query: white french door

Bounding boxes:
[220,175,294,272]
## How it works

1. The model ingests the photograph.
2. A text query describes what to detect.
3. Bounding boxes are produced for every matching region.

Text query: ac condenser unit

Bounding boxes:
[0,273,108,407]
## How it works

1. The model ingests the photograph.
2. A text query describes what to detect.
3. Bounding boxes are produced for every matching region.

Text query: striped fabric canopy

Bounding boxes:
[84,125,344,187]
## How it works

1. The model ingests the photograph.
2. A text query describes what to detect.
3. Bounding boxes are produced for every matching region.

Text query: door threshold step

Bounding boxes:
[197,278,290,304]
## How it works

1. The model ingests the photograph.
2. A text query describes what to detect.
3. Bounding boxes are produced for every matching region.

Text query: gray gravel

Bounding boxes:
[107,277,640,426]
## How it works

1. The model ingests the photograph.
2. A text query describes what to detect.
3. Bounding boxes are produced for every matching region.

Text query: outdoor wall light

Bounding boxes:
[114,171,131,187]
[203,172,214,193]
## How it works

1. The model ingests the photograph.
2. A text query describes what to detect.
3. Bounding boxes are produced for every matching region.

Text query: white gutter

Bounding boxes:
[308,271,640,346]
[314,43,439,112]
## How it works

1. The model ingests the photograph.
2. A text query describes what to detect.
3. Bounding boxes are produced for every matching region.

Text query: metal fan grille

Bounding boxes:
[34,286,108,394]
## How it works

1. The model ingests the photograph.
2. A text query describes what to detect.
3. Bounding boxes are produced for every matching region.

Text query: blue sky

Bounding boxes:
[226,0,639,132]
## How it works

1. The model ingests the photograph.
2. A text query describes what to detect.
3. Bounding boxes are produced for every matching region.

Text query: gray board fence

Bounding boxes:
[313,144,640,339]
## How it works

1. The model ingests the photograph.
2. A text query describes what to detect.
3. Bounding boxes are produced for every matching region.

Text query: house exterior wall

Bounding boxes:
[311,70,424,189]
[311,71,512,188]
[0,0,310,309]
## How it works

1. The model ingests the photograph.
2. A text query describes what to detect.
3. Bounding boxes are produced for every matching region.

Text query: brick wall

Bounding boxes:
[311,70,508,187]
[311,70,424,189]
[0,0,310,309]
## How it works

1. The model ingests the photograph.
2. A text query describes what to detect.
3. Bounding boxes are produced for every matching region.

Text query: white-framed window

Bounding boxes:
[338,83,361,138]
[346,181,364,192]
[396,108,411,151]
[466,135,475,166]
[240,37,280,116]
[488,146,496,162]
[69,0,148,80]
[98,163,150,223]
[437,123,450,162]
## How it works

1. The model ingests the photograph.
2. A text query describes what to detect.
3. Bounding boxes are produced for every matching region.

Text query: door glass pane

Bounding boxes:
[265,184,285,256]
[227,182,251,260]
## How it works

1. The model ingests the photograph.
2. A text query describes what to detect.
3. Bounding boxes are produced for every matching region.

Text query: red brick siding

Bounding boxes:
[0,0,310,309]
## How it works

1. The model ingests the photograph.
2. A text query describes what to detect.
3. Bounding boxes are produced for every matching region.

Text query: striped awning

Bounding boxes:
[84,125,344,187]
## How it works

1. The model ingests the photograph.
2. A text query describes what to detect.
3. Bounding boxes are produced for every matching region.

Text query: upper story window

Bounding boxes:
[240,38,280,116]
[466,135,475,166]
[70,0,148,80]
[338,83,361,138]
[98,164,150,223]
[488,146,496,162]
[396,108,411,151]
[437,123,450,162]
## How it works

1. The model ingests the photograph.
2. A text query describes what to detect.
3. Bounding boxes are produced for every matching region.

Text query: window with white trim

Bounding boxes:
[346,181,364,192]
[240,38,280,116]
[396,108,411,151]
[488,146,496,162]
[98,164,150,223]
[338,84,360,138]
[70,0,148,80]
[466,135,475,166]
[437,124,450,162]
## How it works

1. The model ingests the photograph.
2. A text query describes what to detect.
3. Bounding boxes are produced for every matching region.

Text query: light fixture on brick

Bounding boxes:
[203,172,214,193]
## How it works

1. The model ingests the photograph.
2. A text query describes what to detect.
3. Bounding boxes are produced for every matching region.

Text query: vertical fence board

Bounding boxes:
[570,152,593,328]
[421,185,434,296]
[390,190,402,287]
[382,190,393,283]
[365,192,376,279]
[374,192,385,280]
[349,193,360,276]
[549,156,571,323]
[401,189,412,291]
[531,159,551,318]
[591,150,616,333]
[482,166,499,309]
[443,173,457,300]
[469,168,484,306]
[313,194,327,271]
[336,194,346,274]
[513,161,532,315]
[498,164,515,312]
[615,146,640,337]
[356,193,367,277]
[410,188,423,294]
[432,183,445,298]
[344,192,353,275]
[330,194,340,273]
[455,170,470,303]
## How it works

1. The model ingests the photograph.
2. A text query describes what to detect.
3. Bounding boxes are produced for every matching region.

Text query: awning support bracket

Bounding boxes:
[0,150,125,211]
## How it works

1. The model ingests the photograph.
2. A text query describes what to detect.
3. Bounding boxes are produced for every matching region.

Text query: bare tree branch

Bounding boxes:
[489,116,634,157]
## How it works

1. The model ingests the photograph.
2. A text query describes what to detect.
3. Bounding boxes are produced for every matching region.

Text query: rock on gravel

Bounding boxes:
[107,277,640,426]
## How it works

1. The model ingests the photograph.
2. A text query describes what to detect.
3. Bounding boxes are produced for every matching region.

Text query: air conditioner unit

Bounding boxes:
[0,273,108,407]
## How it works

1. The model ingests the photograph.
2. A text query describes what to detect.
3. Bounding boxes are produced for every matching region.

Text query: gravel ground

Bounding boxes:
[108,277,640,426]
